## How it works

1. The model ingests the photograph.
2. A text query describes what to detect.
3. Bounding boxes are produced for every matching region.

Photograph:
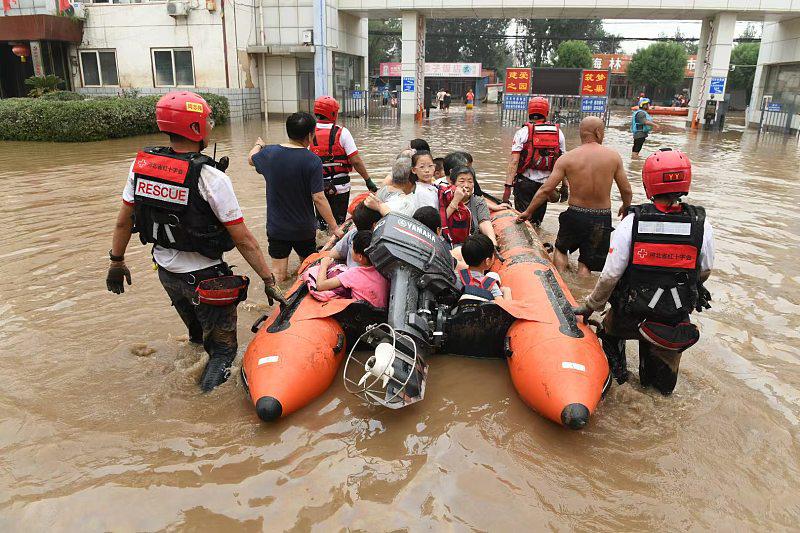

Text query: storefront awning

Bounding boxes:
[0,15,83,43]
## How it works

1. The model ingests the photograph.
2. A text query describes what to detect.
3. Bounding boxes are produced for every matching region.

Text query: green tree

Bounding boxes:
[425,19,512,70]
[514,19,617,67]
[728,42,760,101]
[662,28,698,55]
[627,42,688,94]
[368,19,401,75]
[553,40,593,68]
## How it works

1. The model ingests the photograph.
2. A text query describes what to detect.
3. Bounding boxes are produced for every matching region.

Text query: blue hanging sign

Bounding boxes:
[402,77,415,92]
[581,96,607,113]
[709,77,726,95]
[766,102,783,112]
[503,94,528,111]
[351,90,364,99]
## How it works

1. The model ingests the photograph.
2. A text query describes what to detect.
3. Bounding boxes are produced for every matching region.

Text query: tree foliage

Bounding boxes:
[728,42,760,100]
[662,28,698,55]
[553,40,593,68]
[627,42,688,93]
[368,19,401,74]
[24,75,63,97]
[514,19,620,67]
[425,19,512,70]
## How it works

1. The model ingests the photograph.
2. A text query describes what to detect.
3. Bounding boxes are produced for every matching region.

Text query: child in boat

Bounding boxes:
[459,234,511,301]
[330,201,382,267]
[411,150,439,210]
[439,166,496,247]
[433,158,445,182]
[316,230,389,308]
[413,206,442,236]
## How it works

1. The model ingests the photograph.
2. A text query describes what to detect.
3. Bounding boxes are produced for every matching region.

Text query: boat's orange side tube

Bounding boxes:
[631,105,689,116]
[242,253,349,422]
[491,209,610,429]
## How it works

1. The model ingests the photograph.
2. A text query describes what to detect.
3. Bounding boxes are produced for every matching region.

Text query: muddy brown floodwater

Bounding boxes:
[1,106,799,531]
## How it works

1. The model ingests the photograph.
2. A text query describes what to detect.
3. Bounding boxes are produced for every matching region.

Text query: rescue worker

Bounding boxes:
[632,97,658,156]
[106,91,286,393]
[503,96,567,225]
[310,96,377,228]
[573,148,714,395]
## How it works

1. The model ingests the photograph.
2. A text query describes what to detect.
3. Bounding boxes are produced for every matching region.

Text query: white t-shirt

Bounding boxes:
[314,123,358,194]
[414,182,440,210]
[599,212,715,281]
[122,161,244,274]
[511,125,567,183]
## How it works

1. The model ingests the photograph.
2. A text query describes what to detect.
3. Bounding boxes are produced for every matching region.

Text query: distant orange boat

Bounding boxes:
[632,105,689,116]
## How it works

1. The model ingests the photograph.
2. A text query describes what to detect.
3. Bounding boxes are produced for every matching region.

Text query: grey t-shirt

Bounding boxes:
[633,110,649,139]
[333,228,358,268]
[469,195,491,233]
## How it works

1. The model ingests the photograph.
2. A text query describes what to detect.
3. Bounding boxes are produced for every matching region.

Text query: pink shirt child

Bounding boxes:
[336,265,389,308]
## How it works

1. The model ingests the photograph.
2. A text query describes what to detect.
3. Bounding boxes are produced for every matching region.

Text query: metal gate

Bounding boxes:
[500,94,610,127]
[337,88,368,120]
[367,88,402,121]
[756,102,798,135]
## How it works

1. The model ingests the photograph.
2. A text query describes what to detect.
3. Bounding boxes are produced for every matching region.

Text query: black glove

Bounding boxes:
[502,183,512,204]
[365,178,378,193]
[572,305,593,324]
[107,262,131,294]
[215,156,229,172]
[264,275,287,307]
[695,284,712,312]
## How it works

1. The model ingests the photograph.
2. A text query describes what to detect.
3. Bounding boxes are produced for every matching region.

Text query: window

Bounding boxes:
[333,53,364,96]
[152,49,194,87]
[79,50,119,86]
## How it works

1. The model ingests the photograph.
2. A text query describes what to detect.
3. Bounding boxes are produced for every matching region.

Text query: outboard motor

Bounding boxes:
[343,213,460,408]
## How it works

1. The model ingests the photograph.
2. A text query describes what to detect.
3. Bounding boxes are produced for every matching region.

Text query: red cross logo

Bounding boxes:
[637,248,648,259]
[136,158,148,168]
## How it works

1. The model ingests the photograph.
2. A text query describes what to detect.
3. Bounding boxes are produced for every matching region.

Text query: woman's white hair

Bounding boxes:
[391,156,413,185]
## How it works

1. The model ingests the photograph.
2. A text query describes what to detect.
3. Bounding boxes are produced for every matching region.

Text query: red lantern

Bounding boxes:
[11,43,31,63]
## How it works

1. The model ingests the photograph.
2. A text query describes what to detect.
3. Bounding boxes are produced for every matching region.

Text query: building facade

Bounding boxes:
[1,0,368,119]
[748,16,800,131]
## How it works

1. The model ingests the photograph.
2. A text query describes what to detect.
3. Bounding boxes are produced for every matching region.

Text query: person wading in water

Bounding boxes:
[573,148,714,395]
[106,91,285,392]
[517,116,632,277]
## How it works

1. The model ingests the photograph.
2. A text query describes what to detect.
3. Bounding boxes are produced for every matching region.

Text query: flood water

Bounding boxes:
[1,106,799,530]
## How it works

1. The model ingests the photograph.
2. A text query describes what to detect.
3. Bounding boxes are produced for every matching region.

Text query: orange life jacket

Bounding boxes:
[310,125,353,180]
[517,122,562,173]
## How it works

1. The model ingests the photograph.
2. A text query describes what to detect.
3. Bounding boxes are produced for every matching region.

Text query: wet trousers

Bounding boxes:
[600,307,682,395]
[513,176,547,225]
[317,190,350,228]
[157,264,238,364]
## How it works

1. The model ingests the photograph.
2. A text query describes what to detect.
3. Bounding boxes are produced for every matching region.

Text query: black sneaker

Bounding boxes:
[199,356,235,392]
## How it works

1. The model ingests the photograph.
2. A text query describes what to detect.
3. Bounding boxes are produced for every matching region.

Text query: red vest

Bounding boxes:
[311,124,353,178]
[458,269,498,301]
[517,122,562,173]
[438,186,472,245]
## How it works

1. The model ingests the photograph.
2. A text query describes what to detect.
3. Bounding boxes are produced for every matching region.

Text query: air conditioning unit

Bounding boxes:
[166,0,190,17]
[71,2,87,20]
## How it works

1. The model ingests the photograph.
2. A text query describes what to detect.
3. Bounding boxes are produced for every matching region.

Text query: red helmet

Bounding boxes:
[642,148,692,199]
[156,91,211,142]
[313,95,340,123]
[527,96,549,118]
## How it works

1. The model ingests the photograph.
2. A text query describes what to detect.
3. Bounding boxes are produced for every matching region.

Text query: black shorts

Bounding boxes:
[632,136,647,153]
[316,190,350,227]
[554,206,612,271]
[267,237,317,260]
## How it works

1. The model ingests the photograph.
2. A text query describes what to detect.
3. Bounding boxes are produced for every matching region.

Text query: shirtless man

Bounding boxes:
[517,116,632,276]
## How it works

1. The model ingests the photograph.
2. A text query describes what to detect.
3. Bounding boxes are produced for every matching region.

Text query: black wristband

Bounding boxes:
[109,249,124,262]
[504,183,513,188]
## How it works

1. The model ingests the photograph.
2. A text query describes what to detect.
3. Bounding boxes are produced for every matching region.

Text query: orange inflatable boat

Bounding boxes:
[631,105,689,116]
[243,210,610,429]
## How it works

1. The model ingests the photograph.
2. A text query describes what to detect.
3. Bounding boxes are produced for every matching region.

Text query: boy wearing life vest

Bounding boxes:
[632,97,658,156]
[310,96,377,227]
[573,149,714,395]
[504,96,567,225]
[106,91,285,393]
[458,234,511,302]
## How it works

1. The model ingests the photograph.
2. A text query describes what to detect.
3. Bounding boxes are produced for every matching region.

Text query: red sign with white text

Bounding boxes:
[632,243,698,269]
[134,152,189,184]
[581,70,609,96]
[505,68,531,94]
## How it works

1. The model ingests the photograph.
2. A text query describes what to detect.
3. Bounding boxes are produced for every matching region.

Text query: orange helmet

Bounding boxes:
[313,96,340,123]
[527,96,549,118]
[155,91,212,142]
[642,148,692,199]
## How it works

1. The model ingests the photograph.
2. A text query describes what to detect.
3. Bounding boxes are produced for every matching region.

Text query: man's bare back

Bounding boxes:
[518,116,632,221]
